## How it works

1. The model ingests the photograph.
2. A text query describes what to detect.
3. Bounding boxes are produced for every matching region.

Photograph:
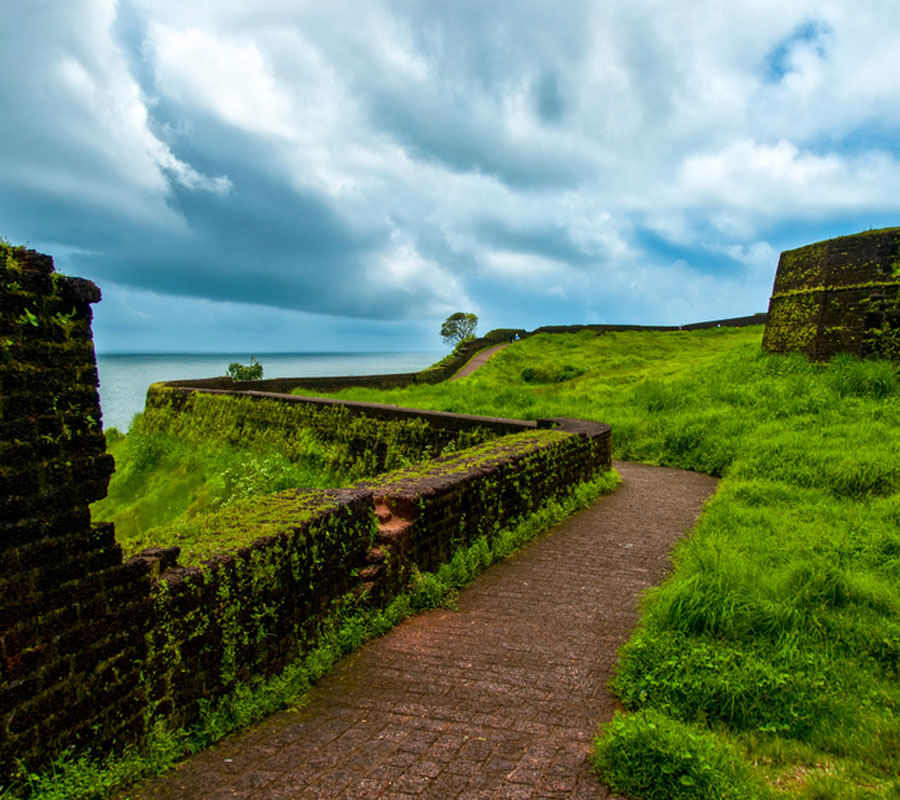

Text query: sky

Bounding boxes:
[3,0,900,353]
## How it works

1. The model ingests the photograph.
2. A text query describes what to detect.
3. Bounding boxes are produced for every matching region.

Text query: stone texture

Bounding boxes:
[763,227,900,360]
[0,244,147,776]
[1,245,615,782]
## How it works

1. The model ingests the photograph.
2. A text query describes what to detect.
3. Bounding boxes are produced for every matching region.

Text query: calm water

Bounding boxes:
[95,352,441,432]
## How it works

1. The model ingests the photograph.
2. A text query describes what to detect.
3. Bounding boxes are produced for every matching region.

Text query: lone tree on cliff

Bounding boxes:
[440,312,478,347]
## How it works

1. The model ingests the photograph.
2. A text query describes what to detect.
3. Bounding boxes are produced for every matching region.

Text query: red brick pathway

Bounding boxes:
[449,344,509,381]
[126,462,717,800]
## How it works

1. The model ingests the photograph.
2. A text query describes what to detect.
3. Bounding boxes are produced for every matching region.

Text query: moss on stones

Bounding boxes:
[763,228,900,361]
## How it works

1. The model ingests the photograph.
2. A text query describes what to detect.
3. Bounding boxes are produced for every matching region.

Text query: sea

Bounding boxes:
[95,352,441,433]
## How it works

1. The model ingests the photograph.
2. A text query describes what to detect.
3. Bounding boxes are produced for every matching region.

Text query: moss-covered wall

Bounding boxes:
[359,420,611,601]
[1,243,614,782]
[762,228,900,360]
[138,417,611,732]
[142,385,511,478]
[140,488,376,729]
[0,244,149,775]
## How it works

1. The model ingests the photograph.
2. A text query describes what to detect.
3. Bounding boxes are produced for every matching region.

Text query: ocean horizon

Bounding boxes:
[96,351,442,433]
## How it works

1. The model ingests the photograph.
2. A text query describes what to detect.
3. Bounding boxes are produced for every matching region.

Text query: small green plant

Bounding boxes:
[16,308,38,327]
[227,357,263,381]
[52,308,78,331]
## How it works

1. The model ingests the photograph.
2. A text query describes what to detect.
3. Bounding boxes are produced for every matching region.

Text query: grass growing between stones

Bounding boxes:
[2,470,619,800]
[299,326,900,799]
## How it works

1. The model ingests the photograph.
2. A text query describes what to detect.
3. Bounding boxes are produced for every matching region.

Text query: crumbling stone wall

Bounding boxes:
[0,245,150,774]
[762,228,900,360]
[359,419,611,601]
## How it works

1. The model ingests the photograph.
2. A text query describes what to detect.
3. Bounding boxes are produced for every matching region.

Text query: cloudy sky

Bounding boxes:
[3,0,899,352]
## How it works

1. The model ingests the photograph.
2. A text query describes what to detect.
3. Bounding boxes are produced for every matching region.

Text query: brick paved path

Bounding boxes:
[127,462,717,800]
[449,344,509,381]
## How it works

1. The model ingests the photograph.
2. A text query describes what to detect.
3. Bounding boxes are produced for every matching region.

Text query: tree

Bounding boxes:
[440,312,478,347]
[227,356,263,381]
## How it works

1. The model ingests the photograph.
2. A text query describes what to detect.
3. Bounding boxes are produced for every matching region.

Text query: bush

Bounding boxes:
[592,709,763,800]
[227,357,263,382]
[520,364,584,384]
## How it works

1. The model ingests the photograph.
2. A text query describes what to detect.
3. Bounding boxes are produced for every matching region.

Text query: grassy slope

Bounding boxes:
[296,327,900,800]
[91,420,351,554]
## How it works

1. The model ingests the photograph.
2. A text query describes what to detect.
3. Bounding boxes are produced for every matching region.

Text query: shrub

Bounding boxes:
[520,364,584,383]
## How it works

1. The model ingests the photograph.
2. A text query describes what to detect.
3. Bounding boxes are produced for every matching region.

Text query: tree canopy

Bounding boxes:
[440,312,478,347]
[227,356,263,381]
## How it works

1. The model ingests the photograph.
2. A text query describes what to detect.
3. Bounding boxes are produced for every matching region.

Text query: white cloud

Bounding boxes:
[482,251,567,282]
[366,230,475,317]
[0,0,229,233]
[148,25,296,138]
[673,140,900,227]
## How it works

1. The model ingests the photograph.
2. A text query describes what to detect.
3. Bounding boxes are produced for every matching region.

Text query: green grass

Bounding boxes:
[592,709,767,800]
[83,326,900,797]
[94,387,499,557]
[125,429,568,566]
[292,326,900,799]
[91,418,351,556]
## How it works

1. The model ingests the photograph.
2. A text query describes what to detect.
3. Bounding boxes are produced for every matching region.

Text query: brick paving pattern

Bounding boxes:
[449,344,509,381]
[126,461,718,800]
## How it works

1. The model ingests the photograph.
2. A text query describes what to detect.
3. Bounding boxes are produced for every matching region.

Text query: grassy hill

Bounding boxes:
[296,326,900,800]
[92,325,900,798]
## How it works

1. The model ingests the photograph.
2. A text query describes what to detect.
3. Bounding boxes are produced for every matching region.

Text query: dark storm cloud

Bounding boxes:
[473,219,597,269]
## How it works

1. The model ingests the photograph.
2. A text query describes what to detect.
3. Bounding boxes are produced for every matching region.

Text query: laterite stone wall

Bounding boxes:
[0,245,150,774]
[141,386,513,477]
[359,420,611,600]
[142,489,376,729]
[763,227,900,360]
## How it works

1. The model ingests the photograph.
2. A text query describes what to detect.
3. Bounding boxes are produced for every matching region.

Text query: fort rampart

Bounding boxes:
[763,227,900,360]
[0,245,612,781]
[163,313,767,396]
